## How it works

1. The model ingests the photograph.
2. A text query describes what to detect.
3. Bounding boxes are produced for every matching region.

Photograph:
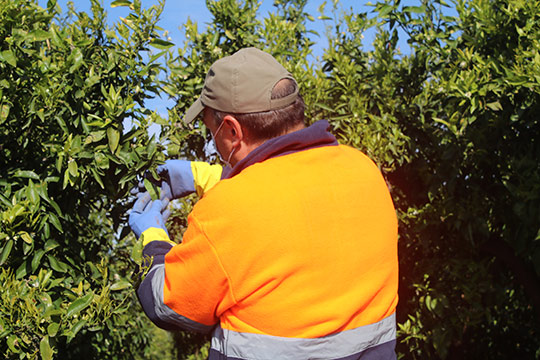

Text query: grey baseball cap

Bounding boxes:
[183,47,299,123]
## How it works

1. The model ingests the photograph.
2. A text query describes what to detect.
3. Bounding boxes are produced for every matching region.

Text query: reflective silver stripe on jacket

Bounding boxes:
[150,264,214,333]
[211,313,396,360]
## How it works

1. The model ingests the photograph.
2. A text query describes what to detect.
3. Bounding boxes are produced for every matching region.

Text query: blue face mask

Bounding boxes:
[211,120,236,168]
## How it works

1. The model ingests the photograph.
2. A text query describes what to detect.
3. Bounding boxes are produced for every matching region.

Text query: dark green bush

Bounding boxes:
[2,0,538,358]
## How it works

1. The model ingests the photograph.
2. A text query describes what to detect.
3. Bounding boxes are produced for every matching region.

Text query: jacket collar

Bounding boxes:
[222,120,338,179]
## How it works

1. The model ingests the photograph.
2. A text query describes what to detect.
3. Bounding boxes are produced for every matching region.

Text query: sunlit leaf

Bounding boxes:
[40,336,53,360]
[0,50,17,67]
[14,170,40,179]
[144,178,160,200]
[149,38,174,50]
[107,127,120,153]
[47,323,59,337]
[66,292,93,318]
[19,231,33,245]
[110,280,131,291]
[110,0,132,8]
[0,240,13,265]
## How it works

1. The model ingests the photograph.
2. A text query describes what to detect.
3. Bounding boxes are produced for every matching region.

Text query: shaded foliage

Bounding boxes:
[0,0,174,358]
[1,0,539,359]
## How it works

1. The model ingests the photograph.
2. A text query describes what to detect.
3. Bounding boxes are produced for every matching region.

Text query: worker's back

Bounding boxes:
[164,144,398,359]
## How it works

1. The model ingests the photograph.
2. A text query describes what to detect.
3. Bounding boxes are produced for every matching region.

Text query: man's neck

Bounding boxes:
[231,123,307,167]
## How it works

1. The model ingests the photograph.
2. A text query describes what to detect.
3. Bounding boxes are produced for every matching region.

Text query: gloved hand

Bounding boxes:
[128,192,170,239]
[145,160,223,200]
[153,160,196,200]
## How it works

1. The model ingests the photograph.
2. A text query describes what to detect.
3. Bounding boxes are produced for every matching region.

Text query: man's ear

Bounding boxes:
[222,115,244,146]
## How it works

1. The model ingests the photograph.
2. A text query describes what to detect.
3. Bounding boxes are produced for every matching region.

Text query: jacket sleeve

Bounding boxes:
[191,161,222,197]
[136,218,235,333]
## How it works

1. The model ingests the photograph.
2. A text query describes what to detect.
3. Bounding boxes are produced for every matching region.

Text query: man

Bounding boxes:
[128,47,398,359]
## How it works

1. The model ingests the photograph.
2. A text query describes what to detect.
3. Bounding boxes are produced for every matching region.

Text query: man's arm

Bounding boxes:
[128,185,232,332]
[135,230,218,332]
[154,160,223,199]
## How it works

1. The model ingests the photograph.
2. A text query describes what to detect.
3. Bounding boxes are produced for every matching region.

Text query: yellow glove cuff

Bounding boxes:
[191,161,223,196]
[140,228,176,248]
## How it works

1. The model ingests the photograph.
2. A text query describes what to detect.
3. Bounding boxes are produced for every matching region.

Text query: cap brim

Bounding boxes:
[183,97,204,123]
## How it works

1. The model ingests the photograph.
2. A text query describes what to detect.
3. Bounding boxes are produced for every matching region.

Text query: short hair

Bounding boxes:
[211,78,305,142]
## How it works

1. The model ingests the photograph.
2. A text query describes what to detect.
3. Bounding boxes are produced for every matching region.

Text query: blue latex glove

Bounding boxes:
[128,192,170,239]
[153,160,195,200]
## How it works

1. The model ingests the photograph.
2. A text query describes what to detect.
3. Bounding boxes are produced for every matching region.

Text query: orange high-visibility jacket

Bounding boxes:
[137,120,398,359]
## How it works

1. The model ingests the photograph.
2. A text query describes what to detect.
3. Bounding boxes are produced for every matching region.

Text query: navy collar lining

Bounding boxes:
[222,120,338,179]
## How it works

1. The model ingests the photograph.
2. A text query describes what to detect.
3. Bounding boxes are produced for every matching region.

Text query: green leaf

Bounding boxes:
[66,292,93,318]
[404,5,426,14]
[433,117,451,128]
[486,101,503,111]
[377,4,393,17]
[167,143,179,157]
[69,48,84,73]
[147,138,156,157]
[107,127,120,153]
[27,180,39,203]
[32,249,46,272]
[42,221,50,238]
[111,0,132,7]
[40,336,53,360]
[0,50,17,67]
[69,319,87,340]
[7,335,19,353]
[14,170,40,179]
[44,239,59,252]
[84,131,106,145]
[314,102,334,112]
[0,103,10,124]
[15,260,30,279]
[68,160,78,177]
[0,239,13,266]
[131,240,142,264]
[149,50,167,64]
[28,29,50,42]
[39,269,53,289]
[148,38,175,50]
[48,213,63,232]
[47,323,60,337]
[63,169,70,189]
[89,167,104,189]
[210,32,219,47]
[47,198,62,216]
[110,280,131,291]
[144,178,160,200]
[224,30,236,40]
[19,231,33,244]
[47,255,68,273]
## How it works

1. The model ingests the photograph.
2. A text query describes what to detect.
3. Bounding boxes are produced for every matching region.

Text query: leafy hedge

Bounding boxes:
[0,0,172,358]
[1,0,539,359]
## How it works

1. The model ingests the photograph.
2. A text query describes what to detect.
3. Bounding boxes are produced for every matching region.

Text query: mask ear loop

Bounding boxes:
[211,119,226,140]
[211,119,237,167]
[225,146,237,167]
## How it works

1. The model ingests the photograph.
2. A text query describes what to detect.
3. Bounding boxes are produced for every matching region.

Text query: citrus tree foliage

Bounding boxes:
[365,0,540,358]
[2,0,539,359]
[0,0,174,358]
